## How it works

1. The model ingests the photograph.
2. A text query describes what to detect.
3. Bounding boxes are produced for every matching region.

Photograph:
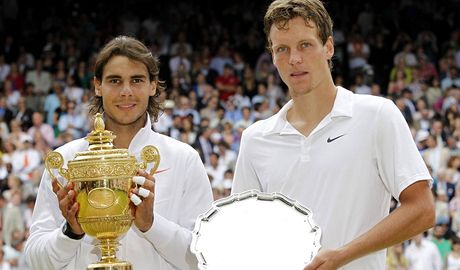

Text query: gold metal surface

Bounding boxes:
[45,113,160,270]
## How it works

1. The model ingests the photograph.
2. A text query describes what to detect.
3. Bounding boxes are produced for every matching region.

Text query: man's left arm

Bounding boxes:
[306,99,436,269]
[304,179,434,269]
[140,150,213,270]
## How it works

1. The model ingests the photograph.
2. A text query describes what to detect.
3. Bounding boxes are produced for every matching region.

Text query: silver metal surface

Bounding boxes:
[191,190,321,270]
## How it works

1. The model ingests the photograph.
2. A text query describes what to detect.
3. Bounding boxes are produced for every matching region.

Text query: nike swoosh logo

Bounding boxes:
[154,168,170,174]
[327,134,345,143]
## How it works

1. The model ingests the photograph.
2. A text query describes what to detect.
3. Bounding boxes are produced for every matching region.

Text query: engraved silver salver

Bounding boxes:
[191,190,322,270]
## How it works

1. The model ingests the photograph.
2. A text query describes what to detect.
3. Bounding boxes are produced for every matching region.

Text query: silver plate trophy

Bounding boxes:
[191,190,321,270]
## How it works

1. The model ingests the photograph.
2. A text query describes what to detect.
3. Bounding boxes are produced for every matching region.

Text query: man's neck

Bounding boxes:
[106,116,147,149]
[287,85,337,137]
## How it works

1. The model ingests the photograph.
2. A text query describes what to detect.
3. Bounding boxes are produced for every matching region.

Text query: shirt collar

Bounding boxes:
[129,113,154,152]
[262,86,353,136]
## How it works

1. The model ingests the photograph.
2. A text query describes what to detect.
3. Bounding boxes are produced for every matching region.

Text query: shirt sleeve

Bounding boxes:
[231,129,263,194]
[374,99,432,201]
[24,171,83,269]
[140,150,213,270]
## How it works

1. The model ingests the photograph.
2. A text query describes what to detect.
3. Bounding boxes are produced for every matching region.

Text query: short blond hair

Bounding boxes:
[264,0,333,48]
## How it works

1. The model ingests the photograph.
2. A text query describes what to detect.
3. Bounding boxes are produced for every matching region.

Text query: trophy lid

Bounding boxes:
[86,113,116,151]
[72,113,132,162]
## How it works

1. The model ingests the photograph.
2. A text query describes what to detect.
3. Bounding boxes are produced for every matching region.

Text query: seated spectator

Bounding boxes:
[2,191,24,247]
[3,80,20,111]
[174,95,201,126]
[446,237,460,270]
[423,135,450,176]
[235,106,254,130]
[169,45,191,77]
[417,54,438,83]
[450,186,460,235]
[57,100,85,139]
[43,81,62,126]
[431,224,452,261]
[11,135,41,185]
[347,34,370,77]
[386,243,409,270]
[200,96,220,123]
[215,140,237,171]
[441,67,460,92]
[153,99,174,135]
[63,75,84,105]
[394,41,418,68]
[206,152,226,191]
[210,45,233,75]
[215,64,239,102]
[351,73,371,95]
[223,97,243,124]
[251,82,269,105]
[405,233,442,270]
[27,111,55,148]
[13,97,33,132]
[5,63,25,92]
[25,59,51,108]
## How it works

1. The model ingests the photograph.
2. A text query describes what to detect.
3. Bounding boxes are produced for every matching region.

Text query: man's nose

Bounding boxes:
[288,50,302,65]
[120,82,133,95]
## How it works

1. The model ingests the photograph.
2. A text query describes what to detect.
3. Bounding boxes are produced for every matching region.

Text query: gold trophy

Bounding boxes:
[45,113,160,270]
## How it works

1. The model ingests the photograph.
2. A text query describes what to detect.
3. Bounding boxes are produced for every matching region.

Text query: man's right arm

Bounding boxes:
[24,171,81,269]
[231,130,262,194]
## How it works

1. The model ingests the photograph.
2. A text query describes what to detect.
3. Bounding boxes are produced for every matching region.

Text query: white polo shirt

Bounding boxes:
[232,86,431,270]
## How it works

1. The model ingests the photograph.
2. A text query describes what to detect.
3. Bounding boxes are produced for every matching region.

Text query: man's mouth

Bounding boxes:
[117,104,136,109]
[290,71,308,77]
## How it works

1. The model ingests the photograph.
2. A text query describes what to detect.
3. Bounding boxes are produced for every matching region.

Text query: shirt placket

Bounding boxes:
[300,136,312,162]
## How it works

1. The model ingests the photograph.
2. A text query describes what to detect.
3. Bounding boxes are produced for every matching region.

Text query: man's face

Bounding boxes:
[94,55,156,128]
[433,225,445,238]
[270,17,333,98]
[431,121,443,135]
[32,113,43,126]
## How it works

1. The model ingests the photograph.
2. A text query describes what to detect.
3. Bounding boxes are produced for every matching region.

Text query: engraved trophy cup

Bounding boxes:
[45,113,160,270]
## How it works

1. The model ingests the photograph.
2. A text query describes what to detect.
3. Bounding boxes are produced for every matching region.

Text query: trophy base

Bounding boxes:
[87,261,132,270]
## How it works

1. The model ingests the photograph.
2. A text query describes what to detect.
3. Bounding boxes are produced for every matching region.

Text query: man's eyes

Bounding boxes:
[275,47,287,53]
[132,78,144,83]
[108,79,144,84]
[301,42,311,48]
[109,79,121,84]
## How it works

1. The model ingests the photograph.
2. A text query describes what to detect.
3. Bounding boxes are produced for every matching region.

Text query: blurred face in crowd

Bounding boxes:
[453,241,460,252]
[431,120,443,135]
[426,135,437,148]
[179,96,190,110]
[95,55,156,128]
[413,233,423,245]
[433,225,445,239]
[270,17,333,98]
[66,101,76,115]
[32,112,44,126]
[210,153,219,167]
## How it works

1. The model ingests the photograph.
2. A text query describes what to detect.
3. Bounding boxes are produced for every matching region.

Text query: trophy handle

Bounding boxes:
[139,145,161,176]
[45,151,68,189]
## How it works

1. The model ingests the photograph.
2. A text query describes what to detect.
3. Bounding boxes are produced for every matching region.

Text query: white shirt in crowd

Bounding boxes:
[404,238,442,270]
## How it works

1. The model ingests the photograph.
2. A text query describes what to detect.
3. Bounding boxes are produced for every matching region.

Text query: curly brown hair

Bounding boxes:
[89,35,165,122]
[264,0,334,69]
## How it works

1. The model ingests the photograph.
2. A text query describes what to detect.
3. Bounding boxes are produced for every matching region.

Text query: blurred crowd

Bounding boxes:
[0,0,460,269]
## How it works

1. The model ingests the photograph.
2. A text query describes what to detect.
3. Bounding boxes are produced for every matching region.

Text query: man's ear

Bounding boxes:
[94,77,102,96]
[149,80,157,96]
[325,36,334,60]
